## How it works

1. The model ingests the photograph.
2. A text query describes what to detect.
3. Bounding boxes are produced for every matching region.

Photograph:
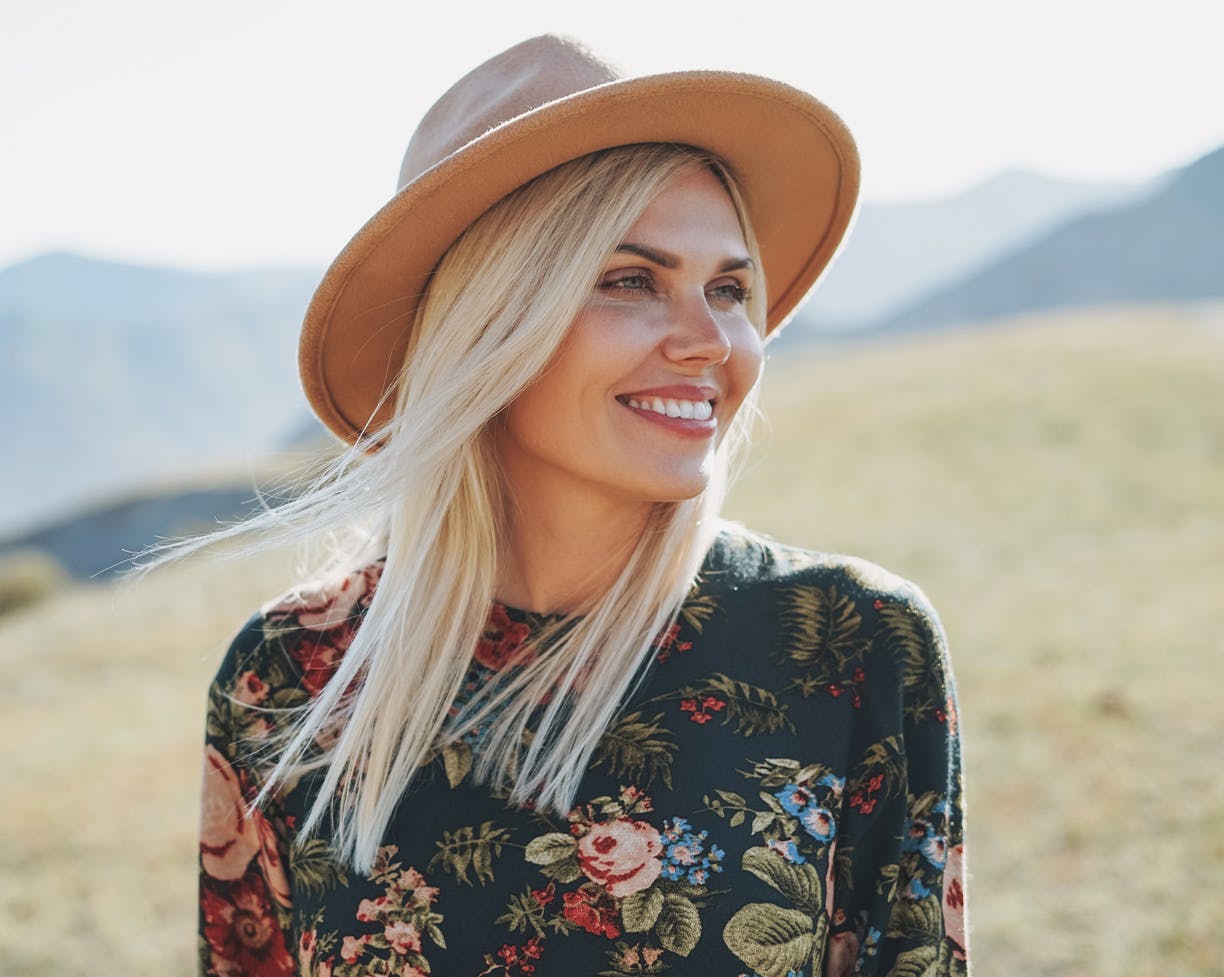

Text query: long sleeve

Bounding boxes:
[827,590,968,977]
[198,613,297,977]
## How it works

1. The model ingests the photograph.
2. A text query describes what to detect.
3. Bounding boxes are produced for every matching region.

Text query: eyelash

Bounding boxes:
[599,271,751,305]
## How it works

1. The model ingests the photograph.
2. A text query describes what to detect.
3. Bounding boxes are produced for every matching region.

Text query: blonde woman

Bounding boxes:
[197,36,968,977]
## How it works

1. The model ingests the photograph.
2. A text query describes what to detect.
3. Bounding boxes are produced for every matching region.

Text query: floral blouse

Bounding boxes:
[199,529,968,977]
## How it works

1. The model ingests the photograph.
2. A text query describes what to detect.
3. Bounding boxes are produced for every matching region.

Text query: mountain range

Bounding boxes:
[3,143,1222,547]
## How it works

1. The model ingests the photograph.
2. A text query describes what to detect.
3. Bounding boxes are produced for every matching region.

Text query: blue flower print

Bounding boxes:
[799,805,837,842]
[817,773,845,793]
[920,834,948,870]
[766,838,806,864]
[906,876,933,899]
[774,783,815,817]
[659,818,723,886]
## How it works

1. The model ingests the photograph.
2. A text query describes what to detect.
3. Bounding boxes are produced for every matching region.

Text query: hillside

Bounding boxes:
[2,305,1221,976]
[879,146,1224,332]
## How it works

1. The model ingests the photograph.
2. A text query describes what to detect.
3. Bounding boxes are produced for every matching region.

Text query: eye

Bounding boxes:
[599,270,656,294]
[708,280,750,306]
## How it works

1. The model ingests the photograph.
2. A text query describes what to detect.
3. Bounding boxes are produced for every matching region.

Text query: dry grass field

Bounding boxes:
[1,304,1221,976]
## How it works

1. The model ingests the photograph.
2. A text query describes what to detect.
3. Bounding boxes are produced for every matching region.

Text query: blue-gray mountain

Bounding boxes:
[0,253,320,535]
[876,146,1224,333]
[2,146,1219,552]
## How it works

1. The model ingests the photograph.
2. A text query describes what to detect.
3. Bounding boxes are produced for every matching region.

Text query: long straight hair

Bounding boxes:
[180,144,767,871]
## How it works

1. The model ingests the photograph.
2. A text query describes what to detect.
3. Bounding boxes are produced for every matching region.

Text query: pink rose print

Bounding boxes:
[943,843,968,956]
[384,920,423,954]
[576,818,663,897]
[200,745,260,880]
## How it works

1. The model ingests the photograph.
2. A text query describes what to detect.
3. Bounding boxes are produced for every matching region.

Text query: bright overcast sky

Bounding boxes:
[2,0,1220,270]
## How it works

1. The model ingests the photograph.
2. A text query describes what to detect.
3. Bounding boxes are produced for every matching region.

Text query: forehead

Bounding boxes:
[623,165,749,257]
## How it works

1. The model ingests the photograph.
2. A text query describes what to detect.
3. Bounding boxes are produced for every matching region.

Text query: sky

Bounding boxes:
[2,0,1221,271]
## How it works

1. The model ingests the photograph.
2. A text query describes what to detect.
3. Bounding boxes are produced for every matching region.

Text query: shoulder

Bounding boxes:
[209,558,387,718]
[701,522,945,639]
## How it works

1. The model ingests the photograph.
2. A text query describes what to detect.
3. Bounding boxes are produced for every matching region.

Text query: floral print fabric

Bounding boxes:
[199,530,968,976]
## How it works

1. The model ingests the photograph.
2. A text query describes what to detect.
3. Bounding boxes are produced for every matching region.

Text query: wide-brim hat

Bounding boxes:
[300,34,860,444]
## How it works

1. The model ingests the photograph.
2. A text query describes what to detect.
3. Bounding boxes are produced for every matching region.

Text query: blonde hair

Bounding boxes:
[181,144,766,871]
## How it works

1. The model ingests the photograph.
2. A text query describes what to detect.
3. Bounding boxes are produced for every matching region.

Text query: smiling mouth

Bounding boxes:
[622,396,714,421]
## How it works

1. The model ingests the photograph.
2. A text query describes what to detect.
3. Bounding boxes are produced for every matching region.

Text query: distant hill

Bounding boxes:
[789,170,1144,333]
[0,253,320,535]
[877,146,1224,332]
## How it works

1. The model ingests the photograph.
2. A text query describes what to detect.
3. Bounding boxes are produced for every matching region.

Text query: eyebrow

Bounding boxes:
[615,242,755,274]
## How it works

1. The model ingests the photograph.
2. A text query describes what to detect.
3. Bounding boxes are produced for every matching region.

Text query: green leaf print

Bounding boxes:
[524,832,576,865]
[592,710,676,789]
[885,944,940,977]
[722,903,816,977]
[621,887,664,933]
[290,837,349,895]
[428,821,512,885]
[671,673,796,737]
[741,846,824,916]
[776,583,866,670]
[876,602,933,691]
[523,831,582,883]
[678,592,718,633]
[440,740,473,789]
[886,894,943,943]
[655,893,701,957]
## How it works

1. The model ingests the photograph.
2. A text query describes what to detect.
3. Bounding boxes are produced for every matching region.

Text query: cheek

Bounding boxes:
[725,326,765,411]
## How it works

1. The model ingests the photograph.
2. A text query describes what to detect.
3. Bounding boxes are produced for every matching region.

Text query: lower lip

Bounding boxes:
[620,402,717,439]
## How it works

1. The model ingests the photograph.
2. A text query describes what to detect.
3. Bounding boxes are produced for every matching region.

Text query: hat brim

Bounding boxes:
[300,70,860,444]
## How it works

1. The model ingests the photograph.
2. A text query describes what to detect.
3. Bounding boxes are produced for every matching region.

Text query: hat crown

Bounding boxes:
[398,35,621,192]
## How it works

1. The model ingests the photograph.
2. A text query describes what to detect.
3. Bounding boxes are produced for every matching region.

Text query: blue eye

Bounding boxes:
[601,272,655,293]
[710,282,750,304]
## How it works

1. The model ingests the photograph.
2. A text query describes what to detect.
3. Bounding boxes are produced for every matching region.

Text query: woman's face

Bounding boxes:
[496,165,764,512]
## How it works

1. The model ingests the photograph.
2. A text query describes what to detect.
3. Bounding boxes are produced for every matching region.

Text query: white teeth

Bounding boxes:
[625,397,714,421]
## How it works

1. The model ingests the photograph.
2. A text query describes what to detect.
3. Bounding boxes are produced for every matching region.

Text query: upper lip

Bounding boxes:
[617,384,719,404]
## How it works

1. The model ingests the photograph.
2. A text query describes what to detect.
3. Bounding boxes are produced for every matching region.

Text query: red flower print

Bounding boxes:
[234,670,269,706]
[679,698,699,712]
[873,598,884,610]
[288,631,352,695]
[654,624,693,663]
[701,696,726,712]
[859,798,877,815]
[473,604,534,671]
[852,667,866,683]
[200,872,293,977]
[868,774,885,791]
[576,818,663,897]
[851,693,863,709]
[690,712,713,724]
[531,882,556,907]
[827,683,842,698]
[943,843,968,955]
[561,887,623,939]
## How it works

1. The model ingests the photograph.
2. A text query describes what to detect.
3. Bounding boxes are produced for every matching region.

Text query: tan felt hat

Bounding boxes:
[299,35,860,444]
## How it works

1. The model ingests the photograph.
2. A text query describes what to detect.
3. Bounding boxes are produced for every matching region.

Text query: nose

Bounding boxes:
[661,291,732,365]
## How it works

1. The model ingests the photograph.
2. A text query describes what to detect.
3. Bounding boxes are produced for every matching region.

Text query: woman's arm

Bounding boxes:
[826,590,968,977]
[198,614,297,977]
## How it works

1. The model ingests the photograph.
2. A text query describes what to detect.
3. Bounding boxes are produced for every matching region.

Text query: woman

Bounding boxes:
[198,36,968,977]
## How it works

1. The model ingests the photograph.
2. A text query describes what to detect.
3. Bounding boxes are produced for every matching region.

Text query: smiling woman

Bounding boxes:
[187,35,967,977]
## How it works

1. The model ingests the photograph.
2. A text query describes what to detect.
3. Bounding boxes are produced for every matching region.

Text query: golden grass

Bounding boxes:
[1,303,1220,976]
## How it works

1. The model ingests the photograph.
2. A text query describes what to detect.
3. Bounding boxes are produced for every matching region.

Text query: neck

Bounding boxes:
[495,486,655,616]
